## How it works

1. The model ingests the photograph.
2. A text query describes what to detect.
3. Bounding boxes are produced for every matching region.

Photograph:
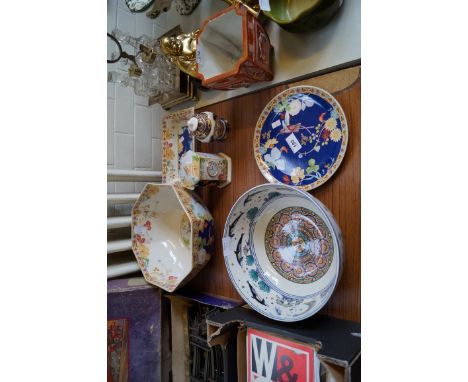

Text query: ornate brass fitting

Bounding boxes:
[139,44,157,64]
[128,64,143,77]
[225,0,260,17]
[160,29,200,78]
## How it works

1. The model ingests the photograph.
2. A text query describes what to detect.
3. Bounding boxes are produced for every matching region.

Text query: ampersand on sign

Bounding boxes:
[276,355,298,382]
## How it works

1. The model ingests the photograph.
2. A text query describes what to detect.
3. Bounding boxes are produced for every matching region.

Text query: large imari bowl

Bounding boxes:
[222,184,343,321]
[253,86,348,191]
[131,182,214,292]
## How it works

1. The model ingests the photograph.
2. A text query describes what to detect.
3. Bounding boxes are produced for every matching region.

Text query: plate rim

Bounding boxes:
[222,183,343,321]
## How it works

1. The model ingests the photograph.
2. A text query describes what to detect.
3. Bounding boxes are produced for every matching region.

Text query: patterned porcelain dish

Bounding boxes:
[179,150,232,190]
[253,86,348,191]
[131,182,214,292]
[162,107,196,184]
[222,184,343,321]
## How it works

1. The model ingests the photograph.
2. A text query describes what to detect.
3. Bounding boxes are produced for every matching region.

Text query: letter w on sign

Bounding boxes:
[251,336,277,380]
[247,328,317,382]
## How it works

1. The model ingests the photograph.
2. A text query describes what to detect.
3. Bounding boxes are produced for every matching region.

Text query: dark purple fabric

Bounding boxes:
[108,279,161,381]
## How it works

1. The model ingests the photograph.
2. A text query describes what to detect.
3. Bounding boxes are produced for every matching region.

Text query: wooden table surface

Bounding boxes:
[187,66,361,322]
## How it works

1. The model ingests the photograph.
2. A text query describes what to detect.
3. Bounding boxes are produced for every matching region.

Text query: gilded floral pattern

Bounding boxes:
[253,86,348,191]
[131,182,214,292]
[162,107,195,183]
[179,150,229,189]
[264,206,334,284]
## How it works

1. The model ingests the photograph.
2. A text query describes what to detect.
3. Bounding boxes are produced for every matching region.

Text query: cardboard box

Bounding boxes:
[206,306,361,382]
[107,278,171,382]
[166,289,242,382]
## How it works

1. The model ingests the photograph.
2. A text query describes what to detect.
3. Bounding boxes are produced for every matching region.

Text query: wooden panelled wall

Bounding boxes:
[187,66,361,322]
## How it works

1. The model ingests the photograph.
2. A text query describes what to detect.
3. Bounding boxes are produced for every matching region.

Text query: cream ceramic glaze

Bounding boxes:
[223,183,343,321]
[179,150,231,189]
[132,182,214,292]
[148,187,191,278]
[251,195,340,298]
[197,11,243,79]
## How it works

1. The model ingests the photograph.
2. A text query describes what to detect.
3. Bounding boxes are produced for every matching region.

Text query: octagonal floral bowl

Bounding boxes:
[222,183,343,321]
[131,181,214,292]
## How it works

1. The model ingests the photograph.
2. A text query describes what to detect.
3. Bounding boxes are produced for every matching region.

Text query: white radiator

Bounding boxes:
[107,216,132,229]
[108,169,162,182]
[107,193,139,205]
[107,169,161,279]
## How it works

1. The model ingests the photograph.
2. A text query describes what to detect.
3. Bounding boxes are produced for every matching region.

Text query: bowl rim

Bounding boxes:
[131,182,196,291]
[223,183,343,321]
[263,0,323,25]
[195,4,272,86]
[196,5,247,84]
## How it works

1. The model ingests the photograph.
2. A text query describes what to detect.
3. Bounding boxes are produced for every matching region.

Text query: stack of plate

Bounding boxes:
[222,184,344,322]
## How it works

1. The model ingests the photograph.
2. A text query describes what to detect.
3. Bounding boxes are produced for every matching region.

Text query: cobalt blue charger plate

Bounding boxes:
[253,86,348,191]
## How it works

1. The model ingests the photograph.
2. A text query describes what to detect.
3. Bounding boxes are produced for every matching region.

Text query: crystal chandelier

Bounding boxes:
[107,29,178,98]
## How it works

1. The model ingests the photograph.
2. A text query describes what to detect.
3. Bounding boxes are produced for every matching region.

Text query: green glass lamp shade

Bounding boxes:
[264,0,344,33]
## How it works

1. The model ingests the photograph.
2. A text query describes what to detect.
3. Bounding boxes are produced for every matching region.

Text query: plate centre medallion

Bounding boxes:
[264,206,334,284]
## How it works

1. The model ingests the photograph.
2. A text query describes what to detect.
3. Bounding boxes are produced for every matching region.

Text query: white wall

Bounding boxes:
[107,0,168,202]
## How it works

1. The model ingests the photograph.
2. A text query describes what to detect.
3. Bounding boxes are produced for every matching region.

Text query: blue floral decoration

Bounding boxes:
[255,88,347,190]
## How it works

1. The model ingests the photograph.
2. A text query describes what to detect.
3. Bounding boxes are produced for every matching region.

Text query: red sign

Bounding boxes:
[247,328,317,382]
